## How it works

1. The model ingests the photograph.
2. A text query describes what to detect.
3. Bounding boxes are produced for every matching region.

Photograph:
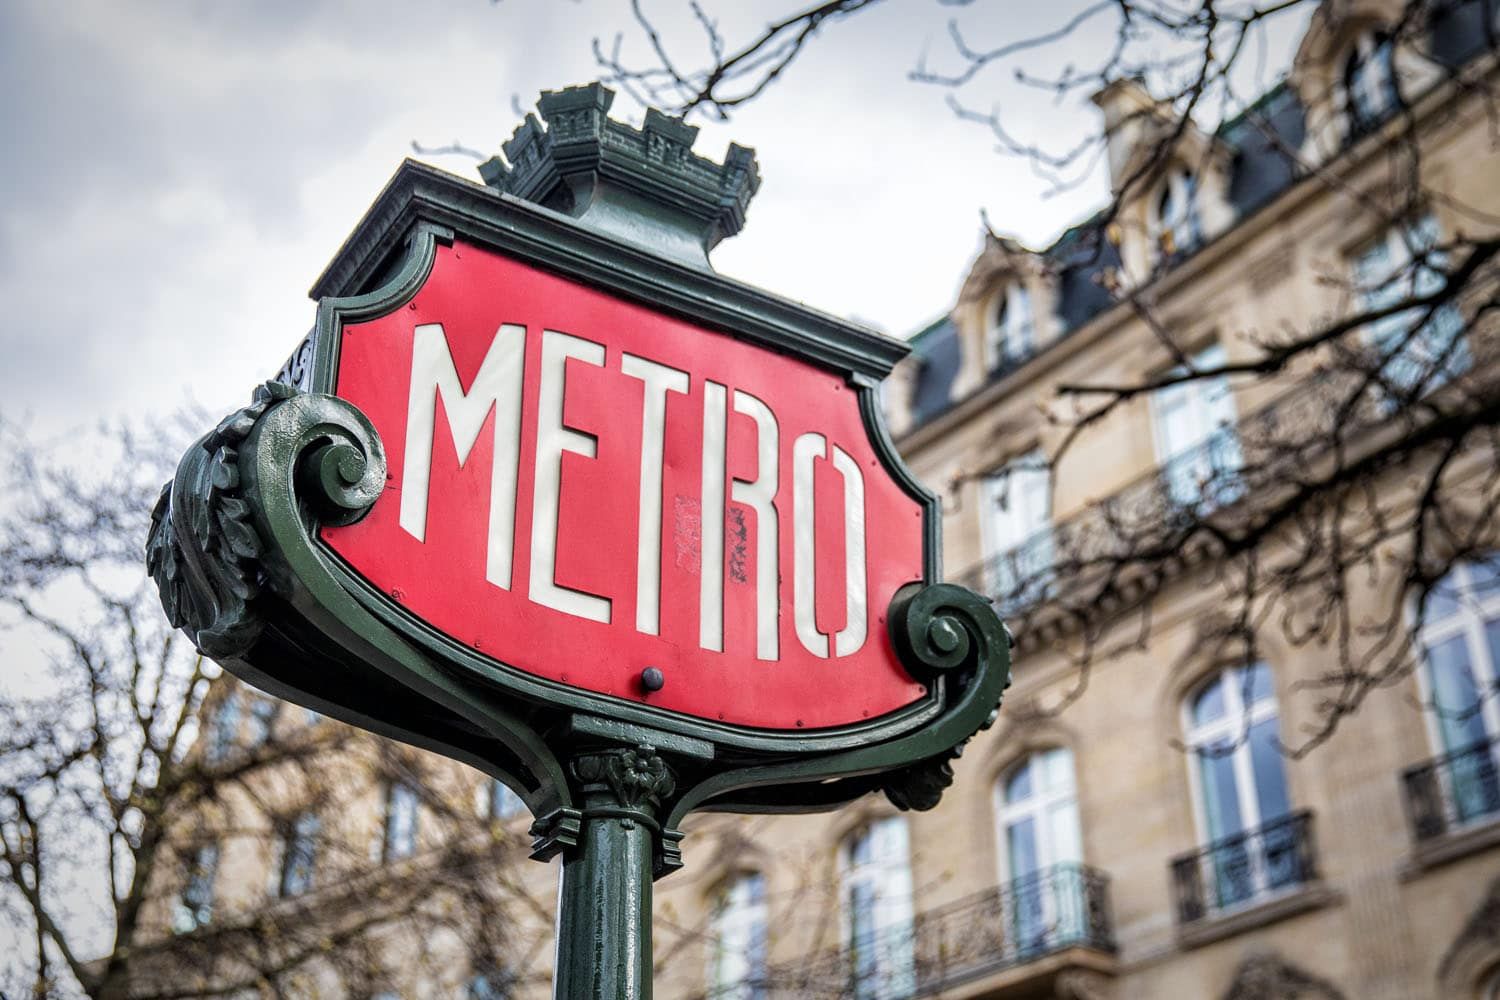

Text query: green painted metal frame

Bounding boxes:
[147,85,1009,998]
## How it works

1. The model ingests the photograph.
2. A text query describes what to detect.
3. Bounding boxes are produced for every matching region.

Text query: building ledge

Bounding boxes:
[1175,881,1339,951]
[925,943,1117,1000]
[1401,815,1500,879]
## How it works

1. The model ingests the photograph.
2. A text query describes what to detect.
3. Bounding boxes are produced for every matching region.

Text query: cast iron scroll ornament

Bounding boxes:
[146,381,387,659]
[882,583,1011,810]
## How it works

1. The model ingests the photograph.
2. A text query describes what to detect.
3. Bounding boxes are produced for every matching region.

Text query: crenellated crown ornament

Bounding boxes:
[478,82,760,267]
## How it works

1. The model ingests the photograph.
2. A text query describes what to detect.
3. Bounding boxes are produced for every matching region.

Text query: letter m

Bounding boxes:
[399,322,525,590]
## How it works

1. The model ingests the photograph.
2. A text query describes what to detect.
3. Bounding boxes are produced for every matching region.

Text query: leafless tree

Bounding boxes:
[0,421,554,999]
[595,0,1500,753]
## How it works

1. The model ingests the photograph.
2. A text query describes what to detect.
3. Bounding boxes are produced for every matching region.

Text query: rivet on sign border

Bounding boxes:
[640,666,665,693]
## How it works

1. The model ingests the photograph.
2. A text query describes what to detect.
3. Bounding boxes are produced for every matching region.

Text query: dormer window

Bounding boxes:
[986,283,1035,373]
[1155,170,1202,263]
[1344,31,1397,135]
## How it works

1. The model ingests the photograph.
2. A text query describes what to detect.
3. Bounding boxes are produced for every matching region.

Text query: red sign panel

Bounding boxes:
[322,240,924,730]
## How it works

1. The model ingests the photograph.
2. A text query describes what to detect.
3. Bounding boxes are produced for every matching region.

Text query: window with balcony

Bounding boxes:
[843,817,915,1000]
[246,694,279,748]
[275,811,319,897]
[1150,343,1243,512]
[486,779,525,821]
[708,871,768,1000]
[1343,31,1397,136]
[1154,170,1202,263]
[1405,558,1500,841]
[1353,213,1470,400]
[996,749,1086,956]
[1174,664,1315,921]
[206,691,240,763]
[171,842,219,934]
[985,283,1036,374]
[979,451,1053,611]
[384,782,420,861]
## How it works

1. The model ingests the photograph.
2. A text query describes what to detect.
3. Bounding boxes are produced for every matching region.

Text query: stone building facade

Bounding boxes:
[143,2,1500,998]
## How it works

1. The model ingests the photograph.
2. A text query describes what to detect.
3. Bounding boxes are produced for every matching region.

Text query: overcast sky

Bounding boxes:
[0,1,1306,433]
[0,2,1073,432]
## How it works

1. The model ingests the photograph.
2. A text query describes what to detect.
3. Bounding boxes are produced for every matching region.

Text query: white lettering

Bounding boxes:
[731,391,779,660]
[791,433,868,657]
[621,354,689,636]
[399,323,525,590]
[830,443,867,656]
[700,381,727,652]
[792,432,826,657]
[529,330,611,623]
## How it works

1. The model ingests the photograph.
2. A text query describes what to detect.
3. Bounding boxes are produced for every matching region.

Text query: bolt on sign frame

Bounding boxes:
[147,84,1009,999]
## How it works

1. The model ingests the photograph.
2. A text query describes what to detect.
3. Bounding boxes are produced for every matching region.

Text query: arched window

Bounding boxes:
[171,842,219,934]
[1155,171,1202,261]
[484,778,525,821]
[1344,31,1397,134]
[995,748,1083,954]
[842,818,914,1000]
[206,690,240,763]
[383,782,420,861]
[979,450,1053,613]
[1182,663,1299,911]
[274,810,319,897]
[986,283,1036,372]
[708,871,768,1000]
[1150,342,1244,511]
[1417,558,1500,829]
[1352,212,1470,401]
[1186,664,1289,838]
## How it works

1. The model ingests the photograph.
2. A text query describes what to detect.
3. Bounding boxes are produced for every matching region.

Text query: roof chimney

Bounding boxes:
[1090,77,1160,193]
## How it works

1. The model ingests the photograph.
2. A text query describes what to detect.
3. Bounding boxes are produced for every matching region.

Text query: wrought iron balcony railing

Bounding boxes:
[909,862,1114,994]
[1170,810,1319,924]
[951,326,1497,620]
[1403,734,1500,842]
[764,863,1114,999]
[953,425,1245,612]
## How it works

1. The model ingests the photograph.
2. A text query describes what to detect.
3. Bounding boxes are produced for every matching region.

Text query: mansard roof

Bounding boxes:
[902,80,1303,431]
[899,0,1492,435]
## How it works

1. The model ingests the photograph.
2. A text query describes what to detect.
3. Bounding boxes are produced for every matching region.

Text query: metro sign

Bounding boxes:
[150,96,1008,993]
[150,94,1007,903]
[322,240,925,730]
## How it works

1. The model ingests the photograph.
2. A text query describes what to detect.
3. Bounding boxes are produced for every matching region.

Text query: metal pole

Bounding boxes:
[553,747,672,1000]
